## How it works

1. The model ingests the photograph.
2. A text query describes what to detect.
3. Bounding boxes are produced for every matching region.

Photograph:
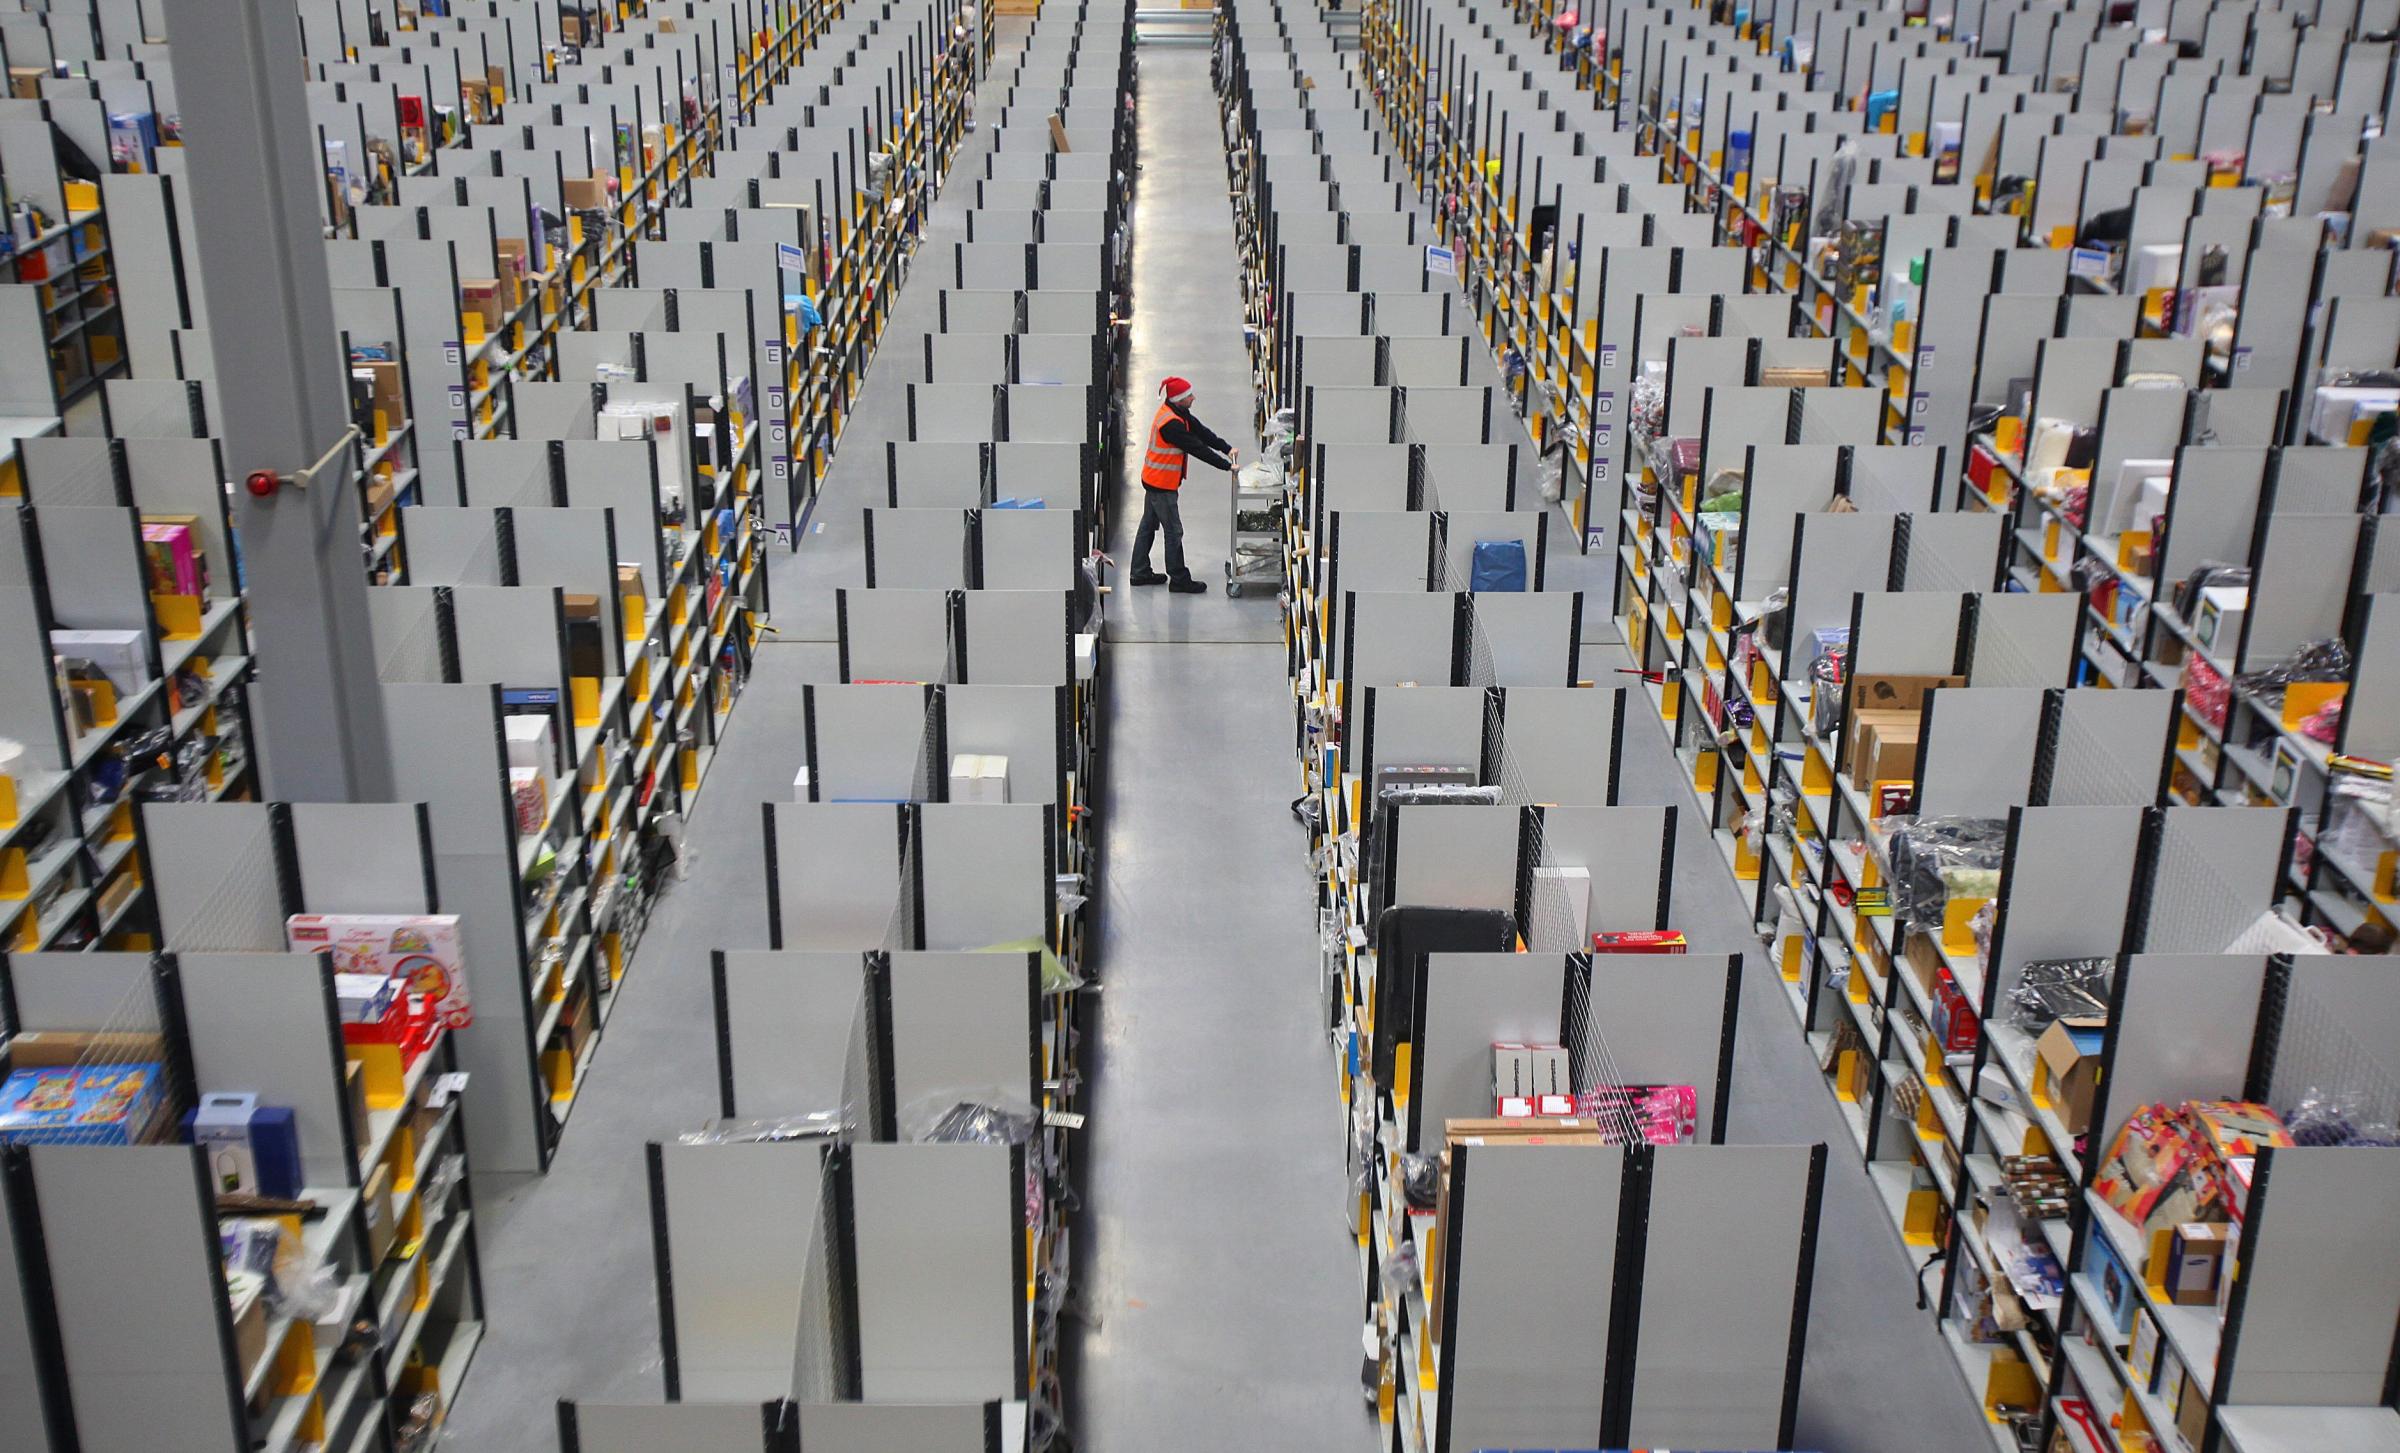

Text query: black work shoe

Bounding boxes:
[1168,577,1208,594]
[1130,570,1166,586]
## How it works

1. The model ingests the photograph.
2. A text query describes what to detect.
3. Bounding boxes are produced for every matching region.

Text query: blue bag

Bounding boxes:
[1469,538,1528,592]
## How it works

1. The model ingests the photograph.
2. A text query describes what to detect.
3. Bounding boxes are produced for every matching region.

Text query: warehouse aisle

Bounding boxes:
[1071,41,1373,1451]
[437,30,1026,1451]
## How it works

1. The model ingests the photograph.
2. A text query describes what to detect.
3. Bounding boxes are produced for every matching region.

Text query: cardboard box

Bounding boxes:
[49,628,150,694]
[2033,1015,2106,1135]
[563,176,609,211]
[2194,584,2248,655]
[363,1161,397,1260]
[1903,929,1946,1000]
[460,277,504,330]
[1849,672,1963,718]
[2165,1221,2231,1306]
[345,1060,371,1148]
[1527,1045,1571,1097]
[947,753,1011,804]
[1491,1043,1535,1100]
[1430,1120,1609,1325]
[495,236,530,309]
[189,1093,263,1195]
[1856,712,1922,787]
[1047,112,1070,152]
[1531,864,1591,943]
[504,714,556,779]
[286,914,473,1029]
[1591,930,1687,953]
[228,1276,269,1381]
[0,1059,163,1146]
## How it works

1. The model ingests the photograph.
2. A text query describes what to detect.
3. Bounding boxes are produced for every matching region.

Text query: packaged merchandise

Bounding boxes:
[287,913,474,1028]
[0,1060,162,1144]
[1591,929,1686,953]
[2092,1100,2292,1241]
[2005,958,2111,1032]
[1573,1083,1698,1144]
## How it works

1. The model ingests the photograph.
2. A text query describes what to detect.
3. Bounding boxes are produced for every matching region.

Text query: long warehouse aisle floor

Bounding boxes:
[1071,39,1372,1452]
[437,25,1029,1449]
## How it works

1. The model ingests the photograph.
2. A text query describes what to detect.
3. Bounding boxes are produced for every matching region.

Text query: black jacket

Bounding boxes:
[1159,402,1234,474]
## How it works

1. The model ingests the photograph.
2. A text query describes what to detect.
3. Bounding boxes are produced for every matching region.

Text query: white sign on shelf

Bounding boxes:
[1425,243,1456,278]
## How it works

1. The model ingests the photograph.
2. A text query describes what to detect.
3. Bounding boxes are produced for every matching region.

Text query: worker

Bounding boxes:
[1133,375,1236,593]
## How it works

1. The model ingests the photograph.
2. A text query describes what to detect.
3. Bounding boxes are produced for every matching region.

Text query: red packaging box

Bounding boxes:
[1593,931,1688,954]
[1932,966,1981,1053]
[1968,442,1997,493]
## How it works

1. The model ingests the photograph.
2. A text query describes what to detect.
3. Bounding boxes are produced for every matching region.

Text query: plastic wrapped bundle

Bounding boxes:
[1884,815,2008,934]
[2006,959,2112,1032]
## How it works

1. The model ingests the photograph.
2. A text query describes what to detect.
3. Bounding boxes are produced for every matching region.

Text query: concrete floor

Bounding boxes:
[438,17,1990,1453]
[1068,38,1371,1452]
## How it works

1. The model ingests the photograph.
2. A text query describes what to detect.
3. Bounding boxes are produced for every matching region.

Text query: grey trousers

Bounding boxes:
[1132,485,1189,579]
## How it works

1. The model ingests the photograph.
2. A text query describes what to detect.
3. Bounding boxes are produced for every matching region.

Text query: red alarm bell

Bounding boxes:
[245,470,281,498]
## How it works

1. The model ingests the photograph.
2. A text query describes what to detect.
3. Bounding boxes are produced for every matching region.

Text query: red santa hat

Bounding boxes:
[1160,376,1195,403]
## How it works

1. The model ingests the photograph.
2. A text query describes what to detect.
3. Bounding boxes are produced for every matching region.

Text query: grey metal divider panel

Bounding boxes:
[838,589,953,683]
[450,587,568,699]
[176,952,356,1189]
[1014,336,1095,387]
[395,506,506,585]
[866,508,972,590]
[1315,446,1409,517]
[989,442,1083,507]
[657,1140,827,1400]
[31,1145,247,1453]
[793,1401,996,1451]
[1330,510,1437,596]
[1391,805,1520,912]
[999,385,1088,442]
[768,803,904,951]
[958,591,1068,686]
[938,291,1021,332]
[806,683,932,802]
[915,804,1048,950]
[1470,592,1580,688]
[1537,806,1674,931]
[925,332,1010,383]
[1497,688,1618,804]
[888,442,989,511]
[1441,1141,1624,1451]
[2143,805,2292,952]
[850,1142,1021,1403]
[1419,444,1523,512]
[1361,686,1483,774]
[561,1402,776,1452]
[2222,1147,2400,1406]
[943,685,1065,807]
[1346,591,1458,690]
[1415,951,1569,1144]
[1967,593,2080,687]
[0,1140,43,1440]
[3,951,160,1032]
[1916,688,2045,817]
[887,950,1040,1133]
[1023,290,1105,332]
[2044,689,2177,805]
[2092,955,2271,1171]
[1627,1144,1818,1448]
[141,801,285,951]
[978,508,1077,591]
[1582,953,1739,1142]
[716,950,866,1117]
[1443,510,1545,589]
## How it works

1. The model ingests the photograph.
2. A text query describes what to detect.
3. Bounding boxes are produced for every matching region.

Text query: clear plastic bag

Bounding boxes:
[2282,1085,2400,1147]
[2005,959,2112,1032]
[2234,637,2353,704]
[679,1111,851,1145]
[1883,816,2009,934]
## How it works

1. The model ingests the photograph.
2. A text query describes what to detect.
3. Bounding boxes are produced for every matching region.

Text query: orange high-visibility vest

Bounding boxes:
[1140,404,1186,490]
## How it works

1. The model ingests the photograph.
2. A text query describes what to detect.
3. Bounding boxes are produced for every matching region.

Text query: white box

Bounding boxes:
[2194,584,2248,655]
[973,754,1009,804]
[49,628,150,693]
[949,753,985,802]
[1531,864,1592,943]
[504,714,556,780]
[1528,1045,1572,1097]
[1491,1043,1535,1099]
[1075,633,1097,679]
[792,765,811,801]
